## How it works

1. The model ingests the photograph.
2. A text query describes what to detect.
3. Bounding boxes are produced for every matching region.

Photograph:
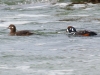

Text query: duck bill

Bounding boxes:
[7,27,10,29]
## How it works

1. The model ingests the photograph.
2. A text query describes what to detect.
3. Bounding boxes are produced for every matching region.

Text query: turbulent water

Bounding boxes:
[0,0,100,75]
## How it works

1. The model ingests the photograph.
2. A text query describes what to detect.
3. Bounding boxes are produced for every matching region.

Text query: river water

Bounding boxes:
[0,0,100,75]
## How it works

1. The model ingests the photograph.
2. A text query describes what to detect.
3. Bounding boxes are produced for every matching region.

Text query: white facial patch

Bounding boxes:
[66,29,69,32]
[72,28,74,31]
[12,27,14,28]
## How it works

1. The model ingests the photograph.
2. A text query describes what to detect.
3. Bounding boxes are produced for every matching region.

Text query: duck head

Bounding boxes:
[8,24,16,35]
[8,24,16,33]
[66,26,77,33]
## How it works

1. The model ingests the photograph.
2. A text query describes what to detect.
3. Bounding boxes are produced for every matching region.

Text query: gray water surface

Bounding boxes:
[0,1,100,75]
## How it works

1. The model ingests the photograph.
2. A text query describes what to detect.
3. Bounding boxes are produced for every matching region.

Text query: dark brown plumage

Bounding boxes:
[8,24,33,36]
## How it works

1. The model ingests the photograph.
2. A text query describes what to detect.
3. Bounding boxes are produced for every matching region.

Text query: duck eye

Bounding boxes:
[70,28,72,30]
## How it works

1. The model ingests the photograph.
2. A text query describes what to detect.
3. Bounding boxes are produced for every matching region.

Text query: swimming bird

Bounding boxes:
[8,24,33,36]
[66,26,97,36]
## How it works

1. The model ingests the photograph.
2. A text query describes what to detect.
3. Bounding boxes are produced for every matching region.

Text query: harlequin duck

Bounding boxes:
[66,26,97,36]
[8,24,33,36]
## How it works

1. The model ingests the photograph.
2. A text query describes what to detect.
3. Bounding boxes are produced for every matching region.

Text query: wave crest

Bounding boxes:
[0,0,60,5]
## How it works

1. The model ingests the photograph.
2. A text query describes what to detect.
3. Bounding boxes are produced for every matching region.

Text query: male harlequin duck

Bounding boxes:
[8,24,33,36]
[66,26,97,36]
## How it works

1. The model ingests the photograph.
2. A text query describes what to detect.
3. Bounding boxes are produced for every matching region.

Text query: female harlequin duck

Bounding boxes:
[8,24,33,36]
[66,26,97,36]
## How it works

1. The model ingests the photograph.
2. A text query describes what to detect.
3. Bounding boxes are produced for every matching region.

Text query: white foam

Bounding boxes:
[0,65,9,69]
[27,5,49,9]
[38,20,52,23]
[48,69,74,75]
[5,16,21,19]
[16,66,30,70]
[84,8,92,10]
[55,3,86,9]
[87,3,97,6]
[17,14,50,17]
[68,14,89,17]
[73,4,86,9]
[0,21,31,27]
[49,49,57,51]
[28,69,74,75]
[56,3,69,6]
[55,2,71,6]
[93,21,100,24]
[55,2,71,8]
[0,24,7,27]
[35,43,46,46]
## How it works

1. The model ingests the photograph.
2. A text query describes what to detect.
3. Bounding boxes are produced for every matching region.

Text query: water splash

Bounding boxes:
[0,0,60,5]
